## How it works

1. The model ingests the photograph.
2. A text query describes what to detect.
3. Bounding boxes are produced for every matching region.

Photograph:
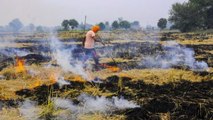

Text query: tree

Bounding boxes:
[36,26,44,32]
[98,22,105,30]
[28,23,35,32]
[105,21,110,30]
[169,0,213,32]
[131,21,140,26]
[169,2,204,32]
[61,20,70,30]
[189,0,213,29]
[105,21,109,26]
[157,18,167,29]
[112,21,119,29]
[69,19,79,30]
[119,20,131,29]
[9,18,23,32]
[131,21,141,30]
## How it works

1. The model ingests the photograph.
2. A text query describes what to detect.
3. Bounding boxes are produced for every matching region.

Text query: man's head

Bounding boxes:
[92,25,100,33]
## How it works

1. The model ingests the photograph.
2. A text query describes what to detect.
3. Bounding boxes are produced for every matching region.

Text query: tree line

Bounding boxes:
[0,18,56,33]
[61,18,141,31]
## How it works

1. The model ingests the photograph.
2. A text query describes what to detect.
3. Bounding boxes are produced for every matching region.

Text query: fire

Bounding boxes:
[68,75,86,83]
[101,64,121,72]
[106,66,121,72]
[15,57,26,73]
[49,74,57,84]
[73,76,86,82]
[30,78,42,89]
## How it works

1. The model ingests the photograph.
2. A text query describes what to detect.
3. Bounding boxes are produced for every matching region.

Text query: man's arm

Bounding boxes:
[94,35,106,46]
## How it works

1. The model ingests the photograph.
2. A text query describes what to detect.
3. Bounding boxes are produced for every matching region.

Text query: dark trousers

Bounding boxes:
[83,48,99,65]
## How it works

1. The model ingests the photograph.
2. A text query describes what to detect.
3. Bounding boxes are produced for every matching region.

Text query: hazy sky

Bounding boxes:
[0,0,187,27]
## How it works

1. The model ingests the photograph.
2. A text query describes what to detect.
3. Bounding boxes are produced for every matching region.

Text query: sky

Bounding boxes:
[0,0,187,27]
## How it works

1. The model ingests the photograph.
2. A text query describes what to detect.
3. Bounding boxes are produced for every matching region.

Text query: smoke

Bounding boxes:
[18,94,139,120]
[0,48,29,57]
[19,100,41,120]
[54,94,139,115]
[56,77,70,88]
[50,36,88,79]
[0,38,30,58]
[141,41,208,71]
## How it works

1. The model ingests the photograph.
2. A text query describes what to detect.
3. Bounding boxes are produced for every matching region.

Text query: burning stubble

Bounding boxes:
[15,57,26,73]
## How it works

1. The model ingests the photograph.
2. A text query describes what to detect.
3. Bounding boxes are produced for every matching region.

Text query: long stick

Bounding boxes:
[84,16,87,32]
[98,36,118,65]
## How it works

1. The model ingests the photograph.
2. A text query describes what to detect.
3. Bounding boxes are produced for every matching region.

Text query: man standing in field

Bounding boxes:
[83,25,101,70]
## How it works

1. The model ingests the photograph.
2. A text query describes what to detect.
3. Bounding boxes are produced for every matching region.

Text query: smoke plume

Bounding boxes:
[56,77,70,88]
[50,36,88,79]
[19,100,41,120]
[54,94,139,118]
[141,41,208,71]
[0,39,30,57]
[18,94,139,120]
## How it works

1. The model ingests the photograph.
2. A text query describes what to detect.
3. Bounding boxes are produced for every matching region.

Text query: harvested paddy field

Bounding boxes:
[0,31,212,120]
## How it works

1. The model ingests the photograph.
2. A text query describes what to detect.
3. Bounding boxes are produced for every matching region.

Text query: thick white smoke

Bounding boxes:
[0,39,30,57]
[50,36,88,79]
[18,94,139,120]
[19,100,41,120]
[141,41,208,71]
[54,94,139,114]
[56,77,70,88]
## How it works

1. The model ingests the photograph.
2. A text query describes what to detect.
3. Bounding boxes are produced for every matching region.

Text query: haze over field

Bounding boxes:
[0,0,187,27]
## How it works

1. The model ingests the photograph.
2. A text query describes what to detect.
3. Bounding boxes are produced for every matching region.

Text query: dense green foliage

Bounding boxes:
[169,0,213,32]
[61,20,70,30]
[69,19,79,30]
[112,21,119,29]
[98,22,106,30]
[119,20,131,29]
[9,19,23,32]
[62,19,79,30]
[157,18,167,29]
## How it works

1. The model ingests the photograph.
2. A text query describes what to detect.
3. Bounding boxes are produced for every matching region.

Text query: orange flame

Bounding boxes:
[29,79,42,89]
[15,57,26,73]
[101,64,121,72]
[74,76,86,82]
[49,74,57,84]
[68,75,86,83]
[106,66,121,72]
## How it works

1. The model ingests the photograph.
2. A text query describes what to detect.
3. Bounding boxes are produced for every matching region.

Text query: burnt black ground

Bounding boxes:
[15,76,213,120]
